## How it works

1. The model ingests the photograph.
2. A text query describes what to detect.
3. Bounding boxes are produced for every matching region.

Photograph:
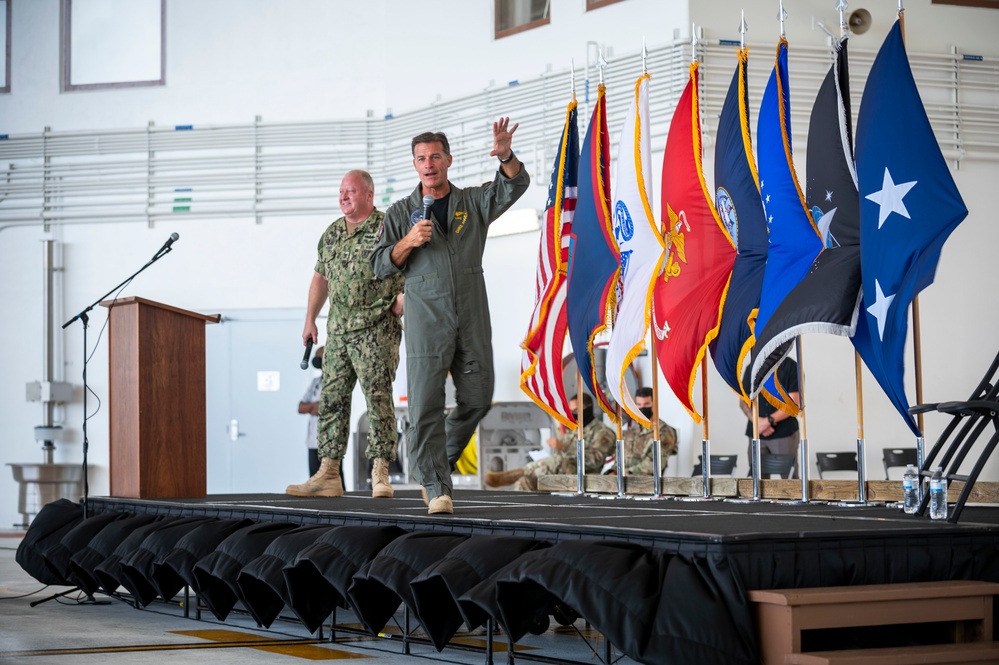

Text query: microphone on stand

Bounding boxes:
[421,195,434,248]
[300,338,314,370]
[155,232,180,256]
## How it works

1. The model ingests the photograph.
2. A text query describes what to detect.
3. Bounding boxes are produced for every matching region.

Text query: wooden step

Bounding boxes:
[785,641,999,664]
[749,581,999,665]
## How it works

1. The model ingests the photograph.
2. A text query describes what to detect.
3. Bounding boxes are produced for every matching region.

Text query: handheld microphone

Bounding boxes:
[156,232,180,256]
[300,338,314,370]
[421,195,434,248]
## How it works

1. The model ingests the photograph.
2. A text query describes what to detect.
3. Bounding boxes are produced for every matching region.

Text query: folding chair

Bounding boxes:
[751,453,796,479]
[882,448,918,479]
[909,347,999,523]
[815,452,858,479]
[691,454,738,477]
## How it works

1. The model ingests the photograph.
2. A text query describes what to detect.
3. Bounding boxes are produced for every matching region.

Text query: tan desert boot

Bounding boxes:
[371,458,394,498]
[484,467,525,488]
[428,495,453,515]
[285,457,343,497]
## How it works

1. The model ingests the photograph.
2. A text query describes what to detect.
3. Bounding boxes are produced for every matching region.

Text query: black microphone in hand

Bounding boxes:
[156,232,180,256]
[421,194,434,248]
[300,338,314,370]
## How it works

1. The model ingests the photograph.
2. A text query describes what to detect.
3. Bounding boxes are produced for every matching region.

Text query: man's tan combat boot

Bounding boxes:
[285,457,343,497]
[371,458,394,498]
[484,467,525,488]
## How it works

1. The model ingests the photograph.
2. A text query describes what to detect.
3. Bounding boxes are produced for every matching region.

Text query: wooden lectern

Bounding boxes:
[100,297,220,498]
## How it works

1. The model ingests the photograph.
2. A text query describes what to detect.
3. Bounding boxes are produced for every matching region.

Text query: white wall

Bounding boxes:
[1,0,997,525]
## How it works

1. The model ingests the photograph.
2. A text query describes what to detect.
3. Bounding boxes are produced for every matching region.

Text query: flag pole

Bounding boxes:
[576,368,585,495]
[854,350,868,504]
[651,332,663,499]
[615,403,625,497]
[795,338,810,503]
[700,356,712,499]
[896,0,926,479]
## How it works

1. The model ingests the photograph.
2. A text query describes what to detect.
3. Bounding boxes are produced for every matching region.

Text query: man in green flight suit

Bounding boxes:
[288,169,404,499]
[483,393,616,491]
[371,118,530,515]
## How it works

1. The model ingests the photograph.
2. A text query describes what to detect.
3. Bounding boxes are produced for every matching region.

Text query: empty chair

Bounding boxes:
[815,452,858,479]
[691,454,738,477]
[750,453,796,479]
[883,448,918,479]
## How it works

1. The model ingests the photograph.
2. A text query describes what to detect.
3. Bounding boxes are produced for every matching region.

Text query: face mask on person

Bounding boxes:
[639,406,654,420]
[312,356,323,369]
[581,406,594,426]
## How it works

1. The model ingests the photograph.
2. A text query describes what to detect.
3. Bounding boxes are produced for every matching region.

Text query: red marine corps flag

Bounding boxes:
[520,99,579,428]
[652,62,737,421]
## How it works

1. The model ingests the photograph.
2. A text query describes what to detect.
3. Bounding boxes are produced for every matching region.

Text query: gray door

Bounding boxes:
[205,309,313,494]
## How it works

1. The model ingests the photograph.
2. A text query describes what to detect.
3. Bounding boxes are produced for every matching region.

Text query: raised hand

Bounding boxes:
[490,116,519,159]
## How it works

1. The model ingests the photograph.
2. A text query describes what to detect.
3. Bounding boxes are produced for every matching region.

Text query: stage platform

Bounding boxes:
[17,490,999,665]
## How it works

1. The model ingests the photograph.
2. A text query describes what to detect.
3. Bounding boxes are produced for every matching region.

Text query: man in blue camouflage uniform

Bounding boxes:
[371,118,529,514]
[288,170,404,499]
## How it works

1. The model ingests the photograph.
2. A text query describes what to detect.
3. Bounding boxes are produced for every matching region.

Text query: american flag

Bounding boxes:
[520,100,579,428]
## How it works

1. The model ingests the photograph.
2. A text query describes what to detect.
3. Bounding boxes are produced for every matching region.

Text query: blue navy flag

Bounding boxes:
[852,20,968,435]
[750,36,862,389]
[749,39,823,410]
[709,48,769,403]
[565,83,619,421]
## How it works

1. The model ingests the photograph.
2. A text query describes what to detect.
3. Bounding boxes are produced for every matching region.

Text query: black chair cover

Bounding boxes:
[16,499,84,586]
[284,524,406,633]
[68,513,160,596]
[192,521,297,621]
[347,531,468,636]
[235,525,335,628]
[410,535,549,651]
[118,517,216,607]
[152,518,254,599]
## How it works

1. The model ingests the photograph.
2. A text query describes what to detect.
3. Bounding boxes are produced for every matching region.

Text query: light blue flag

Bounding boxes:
[751,39,824,409]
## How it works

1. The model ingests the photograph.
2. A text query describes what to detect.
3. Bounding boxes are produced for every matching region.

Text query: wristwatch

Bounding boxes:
[498,151,515,164]
[767,414,776,427]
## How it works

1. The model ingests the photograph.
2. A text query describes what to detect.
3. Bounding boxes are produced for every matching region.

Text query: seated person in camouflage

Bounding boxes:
[604,387,678,476]
[484,393,616,491]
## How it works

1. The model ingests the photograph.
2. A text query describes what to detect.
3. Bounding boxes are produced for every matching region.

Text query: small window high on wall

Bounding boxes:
[495,0,549,39]
[61,0,165,92]
[1,0,10,93]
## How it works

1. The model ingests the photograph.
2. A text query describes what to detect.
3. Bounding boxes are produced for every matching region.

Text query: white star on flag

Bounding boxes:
[865,167,916,229]
[866,279,895,340]
[825,190,833,202]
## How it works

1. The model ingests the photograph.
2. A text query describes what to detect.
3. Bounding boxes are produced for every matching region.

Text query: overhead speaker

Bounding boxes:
[848,8,872,35]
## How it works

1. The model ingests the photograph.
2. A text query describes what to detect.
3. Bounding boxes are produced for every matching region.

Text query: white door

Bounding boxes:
[205,309,314,494]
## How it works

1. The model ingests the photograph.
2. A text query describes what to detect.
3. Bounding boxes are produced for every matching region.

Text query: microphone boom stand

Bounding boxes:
[62,247,174,519]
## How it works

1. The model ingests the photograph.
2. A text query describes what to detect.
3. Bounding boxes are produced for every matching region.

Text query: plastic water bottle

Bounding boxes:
[902,464,919,514]
[929,467,948,520]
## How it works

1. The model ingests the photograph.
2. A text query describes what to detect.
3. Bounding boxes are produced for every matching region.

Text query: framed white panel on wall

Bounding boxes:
[1,0,10,93]
[61,0,165,91]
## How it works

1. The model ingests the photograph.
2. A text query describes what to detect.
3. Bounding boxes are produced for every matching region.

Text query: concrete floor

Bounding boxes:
[0,532,634,665]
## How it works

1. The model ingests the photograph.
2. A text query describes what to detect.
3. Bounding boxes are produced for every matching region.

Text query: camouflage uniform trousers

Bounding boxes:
[317,316,401,462]
[617,422,679,476]
[514,420,616,491]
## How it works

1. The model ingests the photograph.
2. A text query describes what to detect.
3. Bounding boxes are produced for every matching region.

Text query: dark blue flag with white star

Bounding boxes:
[852,20,968,435]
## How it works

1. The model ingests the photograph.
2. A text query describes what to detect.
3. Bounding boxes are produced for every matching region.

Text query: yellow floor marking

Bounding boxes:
[253,644,371,660]
[448,636,537,652]
[171,629,372,660]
